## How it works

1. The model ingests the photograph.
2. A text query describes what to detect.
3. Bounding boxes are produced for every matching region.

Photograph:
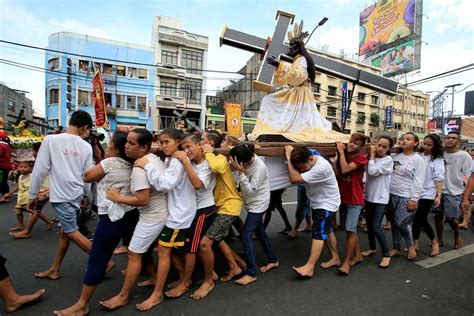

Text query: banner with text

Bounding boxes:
[385,106,393,128]
[225,103,242,137]
[341,81,348,129]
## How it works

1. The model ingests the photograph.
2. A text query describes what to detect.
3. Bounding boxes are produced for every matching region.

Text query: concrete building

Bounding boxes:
[45,32,155,130]
[0,83,34,131]
[152,15,208,130]
[217,49,430,139]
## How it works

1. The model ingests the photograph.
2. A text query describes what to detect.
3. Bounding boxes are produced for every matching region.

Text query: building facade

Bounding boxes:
[0,83,34,131]
[217,49,430,139]
[152,16,208,130]
[45,32,155,130]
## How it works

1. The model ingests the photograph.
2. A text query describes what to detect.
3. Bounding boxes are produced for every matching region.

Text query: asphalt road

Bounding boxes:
[0,187,473,315]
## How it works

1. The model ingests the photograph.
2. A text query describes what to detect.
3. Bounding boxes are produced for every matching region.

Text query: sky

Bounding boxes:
[0,0,473,117]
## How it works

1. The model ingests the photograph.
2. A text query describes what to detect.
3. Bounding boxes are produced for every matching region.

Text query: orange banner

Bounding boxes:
[92,70,106,127]
[225,103,242,137]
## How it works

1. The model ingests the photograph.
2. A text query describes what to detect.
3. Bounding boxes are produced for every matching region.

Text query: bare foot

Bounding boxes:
[220,267,242,282]
[379,257,391,269]
[10,231,30,239]
[297,226,312,232]
[350,256,363,266]
[99,294,128,310]
[234,275,257,285]
[430,240,440,257]
[190,280,215,300]
[165,281,191,298]
[413,240,420,251]
[138,278,156,287]
[167,279,180,289]
[260,262,279,273]
[136,293,163,312]
[407,247,417,261]
[437,239,444,247]
[105,261,116,274]
[454,236,463,249]
[338,264,350,276]
[5,289,46,313]
[35,270,60,280]
[389,249,401,257]
[113,246,128,255]
[45,221,57,231]
[53,302,89,315]
[320,258,340,269]
[458,224,468,230]
[286,230,297,238]
[196,271,218,285]
[292,265,313,278]
[8,226,24,232]
[361,249,376,257]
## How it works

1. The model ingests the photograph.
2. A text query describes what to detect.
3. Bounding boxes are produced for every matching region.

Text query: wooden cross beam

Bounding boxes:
[172,109,203,132]
[220,10,398,95]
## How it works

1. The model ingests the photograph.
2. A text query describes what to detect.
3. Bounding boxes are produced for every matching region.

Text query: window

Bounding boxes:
[138,68,148,79]
[394,123,401,129]
[116,95,125,108]
[371,95,378,104]
[138,97,147,112]
[93,63,102,72]
[49,88,59,104]
[162,50,178,65]
[7,97,16,111]
[127,96,137,109]
[103,64,113,75]
[185,80,202,104]
[347,110,352,121]
[327,106,336,117]
[358,92,366,102]
[343,129,351,134]
[357,111,365,123]
[117,65,126,77]
[79,60,90,72]
[48,58,59,70]
[78,90,91,106]
[181,49,203,75]
[312,83,321,94]
[160,79,177,97]
[328,85,337,96]
[128,67,137,78]
[316,103,321,111]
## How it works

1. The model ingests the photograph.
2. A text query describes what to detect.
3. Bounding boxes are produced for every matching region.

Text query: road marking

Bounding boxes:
[415,244,474,268]
[282,202,297,206]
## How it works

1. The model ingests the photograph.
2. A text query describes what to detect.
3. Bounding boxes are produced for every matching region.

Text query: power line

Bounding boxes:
[405,64,474,87]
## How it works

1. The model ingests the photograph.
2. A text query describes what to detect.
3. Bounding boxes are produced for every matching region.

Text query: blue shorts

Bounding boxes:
[311,209,335,240]
[51,196,82,233]
[340,204,363,233]
[432,194,461,219]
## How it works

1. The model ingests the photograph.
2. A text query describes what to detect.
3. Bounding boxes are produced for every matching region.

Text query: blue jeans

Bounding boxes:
[242,212,277,277]
[339,204,362,233]
[365,201,390,257]
[51,196,82,233]
[295,185,310,221]
[83,209,139,285]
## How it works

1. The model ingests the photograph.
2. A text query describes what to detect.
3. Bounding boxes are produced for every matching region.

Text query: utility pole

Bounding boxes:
[445,83,462,116]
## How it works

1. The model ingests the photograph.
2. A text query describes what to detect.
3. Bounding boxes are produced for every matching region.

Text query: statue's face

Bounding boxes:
[288,41,300,57]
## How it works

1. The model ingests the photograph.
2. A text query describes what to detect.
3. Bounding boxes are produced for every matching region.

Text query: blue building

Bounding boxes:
[45,32,155,131]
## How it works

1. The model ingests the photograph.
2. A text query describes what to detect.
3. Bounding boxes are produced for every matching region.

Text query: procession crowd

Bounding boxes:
[0,110,473,314]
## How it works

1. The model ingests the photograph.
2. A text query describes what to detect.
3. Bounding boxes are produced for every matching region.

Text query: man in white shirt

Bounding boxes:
[28,111,111,280]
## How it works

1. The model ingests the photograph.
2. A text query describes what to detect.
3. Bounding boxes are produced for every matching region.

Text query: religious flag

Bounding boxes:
[341,81,348,129]
[385,106,393,128]
[92,70,107,127]
[225,103,242,137]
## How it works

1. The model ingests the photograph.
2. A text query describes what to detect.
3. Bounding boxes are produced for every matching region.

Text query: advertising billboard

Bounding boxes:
[443,117,462,135]
[359,0,416,57]
[370,40,416,76]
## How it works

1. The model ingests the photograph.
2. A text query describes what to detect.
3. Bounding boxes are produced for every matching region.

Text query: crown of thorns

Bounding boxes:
[287,20,309,42]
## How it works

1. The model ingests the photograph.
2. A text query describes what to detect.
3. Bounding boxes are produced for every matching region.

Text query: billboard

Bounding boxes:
[370,40,416,76]
[443,117,462,135]
[359,0,416,57]
[427,119,436,133]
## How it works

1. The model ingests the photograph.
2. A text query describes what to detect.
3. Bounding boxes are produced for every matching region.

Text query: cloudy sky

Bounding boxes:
[1,0,473,116]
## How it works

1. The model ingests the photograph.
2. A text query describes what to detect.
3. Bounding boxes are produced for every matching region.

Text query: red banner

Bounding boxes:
[92,70,106,127]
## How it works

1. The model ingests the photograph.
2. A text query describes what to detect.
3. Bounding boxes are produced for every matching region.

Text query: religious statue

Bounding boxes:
[248,21,349,143]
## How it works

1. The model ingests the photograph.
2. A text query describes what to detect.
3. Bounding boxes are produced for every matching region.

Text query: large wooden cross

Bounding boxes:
[220,10,398,95]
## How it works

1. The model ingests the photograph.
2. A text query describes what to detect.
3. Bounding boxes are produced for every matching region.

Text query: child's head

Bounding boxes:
[222,135,240,149]
[17,161,33,175]
[423,134,443,160]
[126,128,153,159]
[107,131,134,163]
[400,132,419,152]
[32,142,42,158]
[375,136,393,157]
[347,132,368,153]
[229,144,255,166]
[180,133,203,162]
[290,147,316,173]
[201,132,222,148]
[160,128,184,156]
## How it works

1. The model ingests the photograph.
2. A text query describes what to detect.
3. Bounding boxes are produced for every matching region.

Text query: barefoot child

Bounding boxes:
[361,136,394,268]
[166,133,216,298]
[229,144,278,285]
[286,146,341,278]
[134,128,196,311]
[4,161,53,235]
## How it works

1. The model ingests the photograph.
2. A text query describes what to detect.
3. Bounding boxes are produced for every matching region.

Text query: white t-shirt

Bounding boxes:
[443,150,471,196]
[365,156,393,204]
[259,156,292,190]
[301,156,340,212]
[419,153,445,200]
[29,133,93,202]
[193,159,216,209]
[131,154,168,222]
[390,153,426,200]
[97,157,134,215]
[145,157,196,229]
[238,156,270,213]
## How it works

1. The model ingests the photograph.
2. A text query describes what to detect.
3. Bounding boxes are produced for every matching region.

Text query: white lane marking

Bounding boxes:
[282,202,297,206]
[415,244,474,268]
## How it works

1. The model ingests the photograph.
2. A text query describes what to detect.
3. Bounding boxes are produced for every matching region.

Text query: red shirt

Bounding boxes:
[0,142,12,169]
[338,153,368,205]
